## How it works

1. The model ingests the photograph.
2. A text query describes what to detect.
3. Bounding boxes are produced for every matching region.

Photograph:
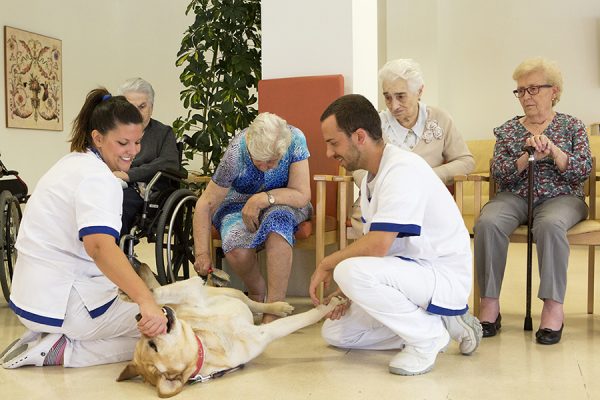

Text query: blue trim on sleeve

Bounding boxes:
[89,297,117,318]
[396,255,415,262]
[361,216,366,223]
[9,301,64,327]
[426,303,469,316]
[79,226,120,242]
[370,222,421,237]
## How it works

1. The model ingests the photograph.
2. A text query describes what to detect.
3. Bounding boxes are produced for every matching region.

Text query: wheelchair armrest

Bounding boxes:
[163,167,188,180]
[144,169,186,203]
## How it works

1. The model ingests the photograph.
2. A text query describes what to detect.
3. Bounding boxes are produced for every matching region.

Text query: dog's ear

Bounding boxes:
[157,375,185,398]
[116,363,140,381]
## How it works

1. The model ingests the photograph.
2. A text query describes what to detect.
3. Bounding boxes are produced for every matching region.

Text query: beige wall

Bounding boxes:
[386,0,600,140]
[0,0,192,189]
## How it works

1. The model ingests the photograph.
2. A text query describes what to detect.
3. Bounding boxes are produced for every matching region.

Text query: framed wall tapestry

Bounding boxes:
[4,26,63,130]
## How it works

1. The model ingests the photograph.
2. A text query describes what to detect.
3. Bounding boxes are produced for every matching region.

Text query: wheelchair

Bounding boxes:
[0,153,28,302]
[119,163,200,286]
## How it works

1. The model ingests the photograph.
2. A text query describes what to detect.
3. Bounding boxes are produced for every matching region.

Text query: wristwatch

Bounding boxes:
[266,191,275,205]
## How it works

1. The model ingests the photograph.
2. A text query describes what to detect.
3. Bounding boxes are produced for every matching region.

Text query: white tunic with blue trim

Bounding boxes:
[10,150,123,326]
[360,145,472,315]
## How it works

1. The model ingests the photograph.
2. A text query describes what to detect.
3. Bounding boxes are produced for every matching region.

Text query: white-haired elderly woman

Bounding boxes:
[378,58,474,184]
[193,112,312,323]
[350,58,474,235]
[116,77,179,236]
[474,58,591,345]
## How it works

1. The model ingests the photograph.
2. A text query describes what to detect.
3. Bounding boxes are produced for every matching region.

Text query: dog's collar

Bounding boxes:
[189,335,205,379]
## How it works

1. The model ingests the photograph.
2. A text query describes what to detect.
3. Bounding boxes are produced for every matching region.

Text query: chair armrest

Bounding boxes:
[467,174,490,182]
[332,175,354,183]
[314,174,353,182]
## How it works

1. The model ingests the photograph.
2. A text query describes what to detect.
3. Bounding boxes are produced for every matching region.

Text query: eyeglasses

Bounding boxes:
[513,84,553,98]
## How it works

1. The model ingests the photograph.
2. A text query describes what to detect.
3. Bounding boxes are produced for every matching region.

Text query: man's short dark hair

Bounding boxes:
[320,94,382,141]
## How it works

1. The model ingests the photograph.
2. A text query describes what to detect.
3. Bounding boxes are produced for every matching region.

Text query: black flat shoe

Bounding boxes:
[535,324,563,345]
[481,313,501,338]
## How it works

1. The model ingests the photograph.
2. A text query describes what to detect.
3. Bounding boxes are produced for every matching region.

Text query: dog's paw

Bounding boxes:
[269,301,295,317]
[326,296,348,309]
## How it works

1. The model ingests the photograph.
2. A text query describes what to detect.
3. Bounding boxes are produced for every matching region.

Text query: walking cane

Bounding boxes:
[523,146,536,331]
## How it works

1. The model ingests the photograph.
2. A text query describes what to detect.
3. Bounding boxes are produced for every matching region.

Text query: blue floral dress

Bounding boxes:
[212,126,313,253]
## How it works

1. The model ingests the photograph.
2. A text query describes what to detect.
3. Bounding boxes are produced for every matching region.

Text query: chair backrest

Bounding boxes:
[258,75,345,218]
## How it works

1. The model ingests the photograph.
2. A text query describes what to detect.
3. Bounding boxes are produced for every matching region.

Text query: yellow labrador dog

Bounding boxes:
[117,264,345,398]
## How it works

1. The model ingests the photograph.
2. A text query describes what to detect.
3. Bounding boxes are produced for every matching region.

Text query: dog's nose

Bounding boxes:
[135,313,142,322]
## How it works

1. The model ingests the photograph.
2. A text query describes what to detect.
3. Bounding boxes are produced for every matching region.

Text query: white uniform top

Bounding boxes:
[360,145,472,315]
[10,150,123,326]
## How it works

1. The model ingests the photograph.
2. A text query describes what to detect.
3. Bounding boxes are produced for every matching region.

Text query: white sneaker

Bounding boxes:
[442,312,483,355]
[388,330,450,376]
[0,330,42,363]
[2,333,63,369]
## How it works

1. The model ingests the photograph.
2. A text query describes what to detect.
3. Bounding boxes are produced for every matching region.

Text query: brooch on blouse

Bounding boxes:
[422,120,443,143]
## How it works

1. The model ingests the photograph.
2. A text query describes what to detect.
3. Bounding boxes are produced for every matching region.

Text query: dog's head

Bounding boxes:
[117,306,201,398]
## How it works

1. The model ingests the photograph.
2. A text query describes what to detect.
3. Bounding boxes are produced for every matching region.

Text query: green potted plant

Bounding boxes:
[173,0,261,175]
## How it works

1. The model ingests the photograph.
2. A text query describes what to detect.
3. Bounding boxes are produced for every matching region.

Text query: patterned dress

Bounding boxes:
[492,112,591,203]
[212,126,313,253]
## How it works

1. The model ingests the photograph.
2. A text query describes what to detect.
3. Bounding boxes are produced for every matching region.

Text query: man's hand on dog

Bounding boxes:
[137,301,168,337]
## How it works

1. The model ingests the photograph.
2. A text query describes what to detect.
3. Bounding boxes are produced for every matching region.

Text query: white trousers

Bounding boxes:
[322,256,446,349]
[18,288,140,367]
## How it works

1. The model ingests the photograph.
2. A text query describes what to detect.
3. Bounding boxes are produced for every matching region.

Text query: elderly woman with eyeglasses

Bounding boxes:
[474,57,592,345]
[192,112,312,323]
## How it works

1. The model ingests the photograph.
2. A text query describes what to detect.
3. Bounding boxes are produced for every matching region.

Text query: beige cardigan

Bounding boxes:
[380,106,475,185]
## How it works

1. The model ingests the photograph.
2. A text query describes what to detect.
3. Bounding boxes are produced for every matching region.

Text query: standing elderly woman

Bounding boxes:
[116,77,179,236]
[193,112,312,323]
[474,58,591,345]
[351,59,474,235]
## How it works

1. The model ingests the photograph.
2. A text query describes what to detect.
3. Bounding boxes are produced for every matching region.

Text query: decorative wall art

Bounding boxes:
[4,26,63,130]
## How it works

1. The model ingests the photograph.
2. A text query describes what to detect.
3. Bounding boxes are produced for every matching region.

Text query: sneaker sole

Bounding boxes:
[2,344,31,368]
[457,313,483,356]
[0,339,20,362]
[0,331,42,363]
[388,338,450,376]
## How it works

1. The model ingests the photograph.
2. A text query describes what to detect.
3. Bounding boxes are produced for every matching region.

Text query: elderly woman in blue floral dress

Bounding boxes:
[474,57,592,345]
[193,112,312,323]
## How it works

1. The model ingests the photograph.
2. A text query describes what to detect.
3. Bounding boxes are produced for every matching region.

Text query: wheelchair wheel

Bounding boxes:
[0,190,22,302]
[155,189,197,284]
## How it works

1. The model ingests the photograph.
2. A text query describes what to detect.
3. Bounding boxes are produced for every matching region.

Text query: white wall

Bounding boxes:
[0,0,192,189]
[261,0,355,93]
[262,0,380,104]
[386,0,600,140]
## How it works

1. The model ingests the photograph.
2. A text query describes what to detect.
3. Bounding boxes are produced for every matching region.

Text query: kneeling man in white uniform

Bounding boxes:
[309,94,482,376]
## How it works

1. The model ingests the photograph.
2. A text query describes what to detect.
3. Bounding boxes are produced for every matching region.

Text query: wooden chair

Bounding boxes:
[210,75,350,300]
[455,157,600,315]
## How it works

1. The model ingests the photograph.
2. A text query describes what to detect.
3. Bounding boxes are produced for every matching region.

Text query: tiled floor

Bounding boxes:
[1,242,599,399]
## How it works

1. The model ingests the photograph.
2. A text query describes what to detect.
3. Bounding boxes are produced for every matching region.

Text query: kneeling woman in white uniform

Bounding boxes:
[1,88,167,369]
